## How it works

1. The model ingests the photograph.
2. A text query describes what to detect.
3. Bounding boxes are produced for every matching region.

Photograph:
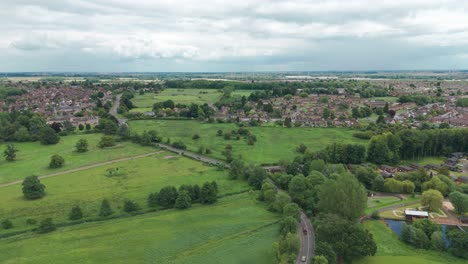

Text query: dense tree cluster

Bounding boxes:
[148,182,218,209]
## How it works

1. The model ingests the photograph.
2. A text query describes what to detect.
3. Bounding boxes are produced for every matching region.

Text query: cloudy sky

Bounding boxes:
[1,0,468,72]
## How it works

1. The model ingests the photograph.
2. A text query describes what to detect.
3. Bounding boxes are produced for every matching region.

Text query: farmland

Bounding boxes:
[0,133,155,184]
[0,192,280,264]
[129,120,366,164]
[356,221,466,264]
[0,153,248,234]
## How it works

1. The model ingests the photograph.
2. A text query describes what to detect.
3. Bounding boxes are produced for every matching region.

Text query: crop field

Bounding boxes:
[0,153,248,234]
[0,192,279,264]
[131,89,223,109]
[356,220,466,264]
[129,120,366,164]
[0,133,155,184]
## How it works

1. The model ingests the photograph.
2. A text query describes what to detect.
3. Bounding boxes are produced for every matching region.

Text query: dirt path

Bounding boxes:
[0,151,164,188]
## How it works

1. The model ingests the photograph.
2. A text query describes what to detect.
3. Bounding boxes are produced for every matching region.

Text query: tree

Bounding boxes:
[296,143,307,154]
[85,123,91,130]
[421,189,443,212]
[1,219,13,229]
[316,214,376,262]
[3,144,18,161]
[312,256,328,264]
[175,190,192,209]
[22,176,46,200]
[283,203,301,219]
[69,205,83,220]
[315,242,337,264]
[229,159,245,179]
[367,135,391,164]
[422,176,448,196]
[75,138,89,153]
[98,135,116,148]
[200,182,218,204]
[449,191,468,215]
[147,192,159,207]
[270,192,291,213]
[413,219,440,238]
[372,175,385,192]
[247,166,267,190]
[400,223,430,248]
[317,174,367,221]
[279,216,298,235]
[37,218,56,234]
[49,154,65,168]
[78,124,84,131]
[431,231,445,251]
[39,126,60,145]
[99,199,113,217]
[447,229,468,259]
[157,186,178,208]
[123,200,140,213]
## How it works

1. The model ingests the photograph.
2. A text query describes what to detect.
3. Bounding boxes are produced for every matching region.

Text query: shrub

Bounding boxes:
[175,190,192,209]
[26,218,37,225]
[192,134,200,140]
[37,218,56,234]
[97,136,116,148]
[1,219,13,229]
[123,200,140,213]
[22,176,46,200]
[49,154,65,168]
[69,205,83,220]
[99,199,113,217]
[371,210,380,220]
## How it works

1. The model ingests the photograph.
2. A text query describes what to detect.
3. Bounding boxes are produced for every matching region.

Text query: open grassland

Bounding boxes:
[0,133,155,184]
[356,220,466,264]
[404,156,446,166]
[131,89,223,109]
[129,120,366,164]
[0,153,248,234]
[231,90,253,97]
[0,193,279,264]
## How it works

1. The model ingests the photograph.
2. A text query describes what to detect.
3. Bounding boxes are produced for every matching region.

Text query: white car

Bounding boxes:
[301,256,306,262]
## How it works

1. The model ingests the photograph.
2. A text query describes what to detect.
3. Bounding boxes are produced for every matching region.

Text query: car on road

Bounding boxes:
[303,228,307,235]
[301,256,307,262]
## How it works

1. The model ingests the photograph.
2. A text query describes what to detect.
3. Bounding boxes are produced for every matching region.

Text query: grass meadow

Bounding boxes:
[356,220,466,264]
[131,89,223,109]
[0,133,155,184]
[129,120,366,164]
[0,192,279,264]
[0,153,248,234]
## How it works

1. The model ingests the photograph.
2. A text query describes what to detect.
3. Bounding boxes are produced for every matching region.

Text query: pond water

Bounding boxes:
[384,219,451,246]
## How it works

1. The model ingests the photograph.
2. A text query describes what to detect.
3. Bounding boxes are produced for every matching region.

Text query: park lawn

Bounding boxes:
[356,220,467,264]
[0,153,249,234]
[129,120,366,164]
[365,196,420,214]
[132,89,223,108]
[231,90,253,97]
[379,202,449,220]
[0,192,279,264]
[0,133,155,184]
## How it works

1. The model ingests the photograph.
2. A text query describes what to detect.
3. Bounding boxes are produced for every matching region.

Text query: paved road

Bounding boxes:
[110,94,128,125]
[296,212,315,264]
[0,151,163,188]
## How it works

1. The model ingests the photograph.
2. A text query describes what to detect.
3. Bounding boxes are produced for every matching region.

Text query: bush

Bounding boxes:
[26,218,37,225]
[371,210,380,220]
[49,154,65,168]
[22,176,46,200]
[75,138,89,153]
[1,219,13,229]
[37,218,56,234]
[69,205,84,220]
[171,141,187,150]
[192,134,200,140]
[97,136,116,148]
[175,190,192,209]
[123,200,140,213]
[99,199,113,217]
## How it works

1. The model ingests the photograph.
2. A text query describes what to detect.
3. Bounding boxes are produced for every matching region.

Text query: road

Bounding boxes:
[110,94,128,125]
[296,212,315,263]
[0,151,163,188]
[109,95,315,260]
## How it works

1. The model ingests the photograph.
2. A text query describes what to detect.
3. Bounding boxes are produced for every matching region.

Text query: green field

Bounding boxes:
[0,153,248,234]
[365,196,420,214]
[0,134,155,184]
[356,220,466,264]
[0,193,280,264]
[129,120,366,164]
[131,89,223,109]
[369,97,399,102]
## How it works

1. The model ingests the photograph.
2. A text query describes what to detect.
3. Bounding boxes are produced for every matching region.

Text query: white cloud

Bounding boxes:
[0,0,468,71]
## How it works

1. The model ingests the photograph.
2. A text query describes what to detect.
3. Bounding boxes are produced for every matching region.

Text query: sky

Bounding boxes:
[1,0,468,72]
